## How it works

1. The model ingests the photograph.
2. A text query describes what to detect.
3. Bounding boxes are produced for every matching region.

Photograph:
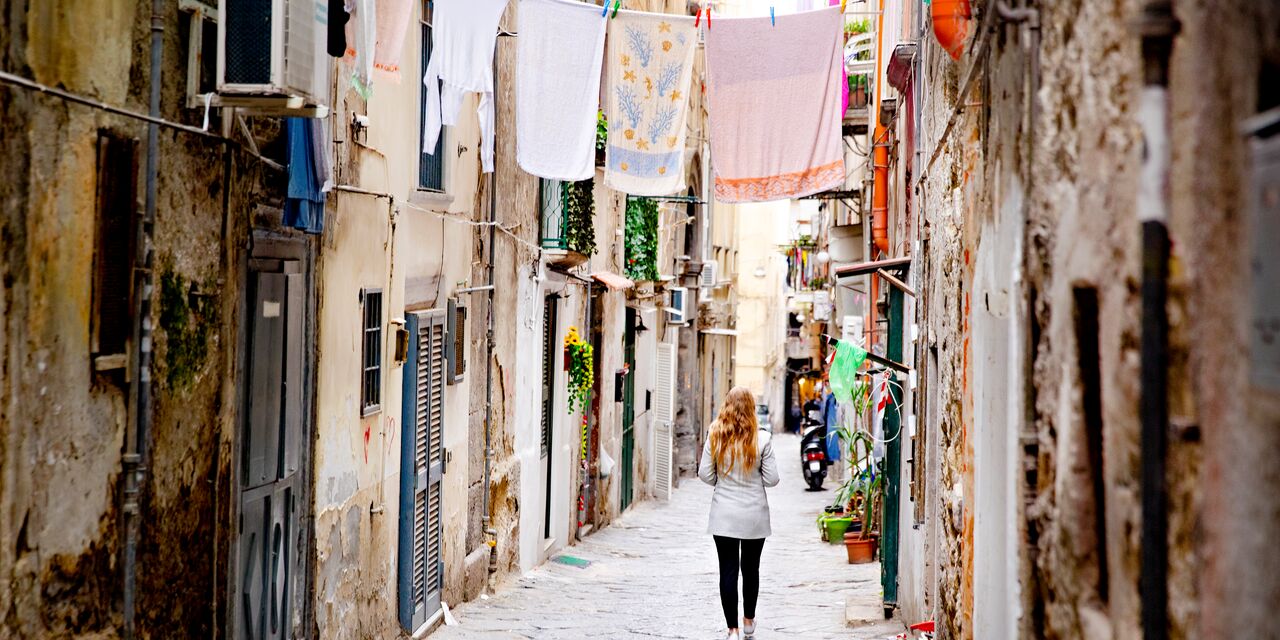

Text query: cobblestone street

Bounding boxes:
[434,434,907,639]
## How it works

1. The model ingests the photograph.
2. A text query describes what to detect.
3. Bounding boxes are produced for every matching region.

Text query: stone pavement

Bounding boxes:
[431,434,908,639]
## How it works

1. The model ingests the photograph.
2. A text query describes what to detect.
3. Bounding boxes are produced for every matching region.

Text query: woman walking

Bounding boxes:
[699,387,780,640]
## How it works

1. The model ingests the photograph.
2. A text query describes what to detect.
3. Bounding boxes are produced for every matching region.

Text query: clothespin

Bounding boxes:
[770,6,776,25]
[602,1,609,17]
[706,7,711,28]
[695,9,701,27]
[840,0,847,11]
[611,0,621,18]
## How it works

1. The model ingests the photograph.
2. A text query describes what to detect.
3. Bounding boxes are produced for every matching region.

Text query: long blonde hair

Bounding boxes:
[709,387,759,473]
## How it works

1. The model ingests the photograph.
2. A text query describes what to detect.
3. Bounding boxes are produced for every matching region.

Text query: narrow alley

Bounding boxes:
[433,434,905,640]
[2,0,1278,639]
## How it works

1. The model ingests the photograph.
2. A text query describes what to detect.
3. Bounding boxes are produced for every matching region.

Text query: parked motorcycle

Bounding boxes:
[799,418,829,490]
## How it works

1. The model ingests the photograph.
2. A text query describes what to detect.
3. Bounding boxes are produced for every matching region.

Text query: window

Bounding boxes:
[92,131,139,372]
[179,0,219,108]
[539,179,566,248]
[361,288,383,414]
[419,1,444,191]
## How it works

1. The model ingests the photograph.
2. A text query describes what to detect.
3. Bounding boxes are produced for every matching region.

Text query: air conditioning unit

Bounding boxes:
[218,0,328,115]
[666,287,690,325]
[701,260,719,289]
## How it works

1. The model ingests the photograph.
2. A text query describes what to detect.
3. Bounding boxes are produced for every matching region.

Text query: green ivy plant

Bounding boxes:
[624,196,659,282]
[563,180,597,257]
[596,110,608,152]
[564,326,595,413]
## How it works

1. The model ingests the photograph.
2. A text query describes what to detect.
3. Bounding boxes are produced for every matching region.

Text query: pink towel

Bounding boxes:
[373,0,415,79]
[705,7,845,203]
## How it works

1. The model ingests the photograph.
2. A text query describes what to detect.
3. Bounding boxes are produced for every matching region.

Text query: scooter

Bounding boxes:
[799,417,829,491]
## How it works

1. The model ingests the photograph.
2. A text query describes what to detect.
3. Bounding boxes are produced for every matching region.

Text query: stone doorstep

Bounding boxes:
[845,592,886,627]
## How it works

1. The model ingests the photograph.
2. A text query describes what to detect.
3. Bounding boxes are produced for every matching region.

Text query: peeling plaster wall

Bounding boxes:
[311,0,480,633]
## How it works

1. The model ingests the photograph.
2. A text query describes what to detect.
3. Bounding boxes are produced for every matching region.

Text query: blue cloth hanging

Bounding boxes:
[284,117,325,234]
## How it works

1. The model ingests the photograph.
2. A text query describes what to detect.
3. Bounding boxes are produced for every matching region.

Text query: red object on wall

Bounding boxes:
[931,0,971,60]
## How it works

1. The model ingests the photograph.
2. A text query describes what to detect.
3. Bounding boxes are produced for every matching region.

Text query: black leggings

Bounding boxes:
[713,536,765,629]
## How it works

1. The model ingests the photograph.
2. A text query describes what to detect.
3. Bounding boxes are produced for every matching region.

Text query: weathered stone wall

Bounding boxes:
[0,1,278,637]
[914,1,1280,638]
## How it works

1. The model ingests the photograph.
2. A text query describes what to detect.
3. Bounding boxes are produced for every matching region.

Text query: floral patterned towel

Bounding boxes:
[604,11,698,197]
[705,6,845,203]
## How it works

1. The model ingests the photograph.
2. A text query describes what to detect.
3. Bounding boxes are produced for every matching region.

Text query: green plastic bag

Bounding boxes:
[829,340,868,405]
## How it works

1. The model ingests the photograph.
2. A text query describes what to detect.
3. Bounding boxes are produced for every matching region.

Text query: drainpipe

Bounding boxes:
[482,165,498,592]
[872,124,890,256]
[122,0,163,636]
[1134,1,1178,638]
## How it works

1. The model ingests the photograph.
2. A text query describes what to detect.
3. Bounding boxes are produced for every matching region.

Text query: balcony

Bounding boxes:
[540,179,596,269]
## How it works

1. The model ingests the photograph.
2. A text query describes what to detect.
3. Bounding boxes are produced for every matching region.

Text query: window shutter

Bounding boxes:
[91,131,139,365]
[653,342,676,500]
[398,310,445,632]
[446,298,466,384]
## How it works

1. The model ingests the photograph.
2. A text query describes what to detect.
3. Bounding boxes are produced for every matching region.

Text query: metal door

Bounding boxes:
[237,261,307,640]
[397,311,445,632]
[621,308,636,511]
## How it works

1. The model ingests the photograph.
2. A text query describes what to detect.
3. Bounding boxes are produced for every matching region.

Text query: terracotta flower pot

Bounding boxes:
[844,532,876,564]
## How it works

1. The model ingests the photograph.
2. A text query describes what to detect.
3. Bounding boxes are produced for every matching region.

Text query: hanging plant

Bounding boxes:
[563,180,597,257]
[564,326,595,413]
[596,110,608,152]
[624,196,660,282]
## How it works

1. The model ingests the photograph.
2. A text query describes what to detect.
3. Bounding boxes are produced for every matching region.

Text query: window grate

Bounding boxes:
[418,1,444,191]
[361,289,383,413]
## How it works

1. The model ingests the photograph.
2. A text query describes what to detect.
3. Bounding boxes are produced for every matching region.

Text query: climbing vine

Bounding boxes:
[564,326,595,413]
[624,196,659,282]
[563,180,597,257]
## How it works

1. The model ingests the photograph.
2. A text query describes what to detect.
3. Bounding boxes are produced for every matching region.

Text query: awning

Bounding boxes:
[700,328,739,336]
[591,271,634,291]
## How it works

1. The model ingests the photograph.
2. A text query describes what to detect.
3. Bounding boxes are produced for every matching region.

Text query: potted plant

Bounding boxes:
[830,380,879,563]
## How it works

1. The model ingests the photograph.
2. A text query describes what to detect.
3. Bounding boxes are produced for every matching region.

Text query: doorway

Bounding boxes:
[621,308,637,511]
[235,255,311,640]
[540,296,558,540]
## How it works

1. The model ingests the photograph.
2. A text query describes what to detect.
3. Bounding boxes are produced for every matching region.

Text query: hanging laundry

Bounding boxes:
[603,11,698,196]
[344,0,377,97]
[284,118,325,235]
[515,0,607,181]
[704,6,844,203]
[328,0,349,58]
[422,0,508,174]
[373,0,415,80]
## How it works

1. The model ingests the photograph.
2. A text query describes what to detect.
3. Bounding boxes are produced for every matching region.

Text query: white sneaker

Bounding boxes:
[743,620,756,639]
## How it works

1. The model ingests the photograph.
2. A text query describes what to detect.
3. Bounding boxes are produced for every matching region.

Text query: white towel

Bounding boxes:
[603,11,698,196]
[516,0,608,181]
[344,0,377,97]
[422,0,508,173]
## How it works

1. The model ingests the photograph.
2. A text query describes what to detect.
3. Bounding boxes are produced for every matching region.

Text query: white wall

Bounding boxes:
[970,181,1025,639]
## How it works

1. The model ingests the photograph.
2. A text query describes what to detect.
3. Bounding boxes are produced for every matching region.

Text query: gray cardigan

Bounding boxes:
[698,431,780,539]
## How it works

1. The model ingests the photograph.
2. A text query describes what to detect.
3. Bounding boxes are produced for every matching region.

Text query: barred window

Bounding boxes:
[361,288,383,414]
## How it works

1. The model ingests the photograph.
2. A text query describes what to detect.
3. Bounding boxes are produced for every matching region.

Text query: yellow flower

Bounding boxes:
[624,70,636,83]
[658,166,667,175]
[636,139,649,150]
[670,89,682,102]
[662,41,673,52]
[622,54,631,67]
[667,136,678,148]
[658,21,672,33]
[624,129,635,140]
[621,162,630,171]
